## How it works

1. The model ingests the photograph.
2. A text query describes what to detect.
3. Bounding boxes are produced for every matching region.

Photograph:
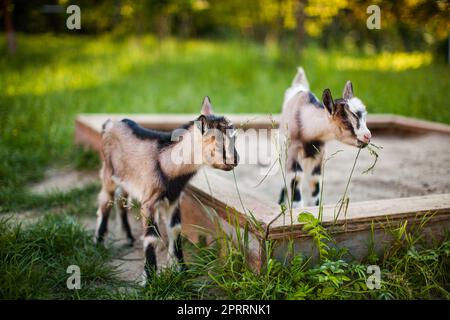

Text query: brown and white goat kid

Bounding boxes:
[95,97,238,283]
[279,67,371,208]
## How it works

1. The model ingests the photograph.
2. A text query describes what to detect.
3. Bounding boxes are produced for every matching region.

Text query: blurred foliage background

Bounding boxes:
[0,0,449,208]
[2,0,449,59]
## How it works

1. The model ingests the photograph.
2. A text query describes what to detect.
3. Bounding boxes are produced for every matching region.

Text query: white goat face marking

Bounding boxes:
[347,97,371,143]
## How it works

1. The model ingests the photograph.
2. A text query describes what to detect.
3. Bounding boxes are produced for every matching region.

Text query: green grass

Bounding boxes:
[0,214,124,299]
[1,209,448,299]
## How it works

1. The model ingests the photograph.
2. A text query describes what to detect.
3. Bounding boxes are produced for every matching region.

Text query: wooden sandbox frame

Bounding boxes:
[75,114,450,269]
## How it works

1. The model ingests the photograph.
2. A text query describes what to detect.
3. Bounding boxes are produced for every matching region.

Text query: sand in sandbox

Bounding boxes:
[205,132,450,205]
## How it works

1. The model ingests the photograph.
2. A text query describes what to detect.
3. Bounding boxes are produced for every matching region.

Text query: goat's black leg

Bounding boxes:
[95,188,114,244]
[117,192,135,246]
[300,155,323,206]
[290,177,302,205]
[279,175,303,208]
[143,223,159,280]
[174,234,186,270]
[279,159,303,208]
[141,200,161,284]
[168,206,185,270]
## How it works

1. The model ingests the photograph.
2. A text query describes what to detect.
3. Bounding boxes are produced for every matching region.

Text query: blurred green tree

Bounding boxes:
[1,0,448,58]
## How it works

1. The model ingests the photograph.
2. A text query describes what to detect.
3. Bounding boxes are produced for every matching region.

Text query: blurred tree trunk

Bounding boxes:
[156,13,170,41]
[295,0,307,53]
[112,0,122,28]
[179,10,192,39]
[2,0,16,54]
[265,1,283,46]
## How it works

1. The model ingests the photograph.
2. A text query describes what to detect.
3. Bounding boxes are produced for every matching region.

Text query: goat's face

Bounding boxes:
[196,97,239,171]
[322,82,371,148]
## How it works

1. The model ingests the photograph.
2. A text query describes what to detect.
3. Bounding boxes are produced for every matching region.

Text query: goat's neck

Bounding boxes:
[158,125,202,179]
[299,105,337,142]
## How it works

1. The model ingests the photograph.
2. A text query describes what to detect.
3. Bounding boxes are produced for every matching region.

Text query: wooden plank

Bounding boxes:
[392,115,450,134]
[76,113,450,139]
[179,189,265,270]
[184,170,450,267]
[75,117,103,151]
[189,170,450,239]
[270,193,450,228]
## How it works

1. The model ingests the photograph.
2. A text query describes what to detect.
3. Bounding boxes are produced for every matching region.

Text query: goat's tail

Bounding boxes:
[102,119,113,134]
[291,66,310,90]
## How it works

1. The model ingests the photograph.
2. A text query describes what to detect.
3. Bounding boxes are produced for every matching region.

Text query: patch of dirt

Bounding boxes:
[1,210,42,225]
[29,167,98,194]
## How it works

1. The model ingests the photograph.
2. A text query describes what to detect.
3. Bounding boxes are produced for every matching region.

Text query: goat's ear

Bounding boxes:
[343,81,353,100]
[201,96,214,116]
[322,88,335,115]
[196,115,208,134]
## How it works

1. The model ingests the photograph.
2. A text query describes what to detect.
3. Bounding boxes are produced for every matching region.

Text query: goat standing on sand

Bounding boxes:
[95,97,239,283]
[279,67,372,208]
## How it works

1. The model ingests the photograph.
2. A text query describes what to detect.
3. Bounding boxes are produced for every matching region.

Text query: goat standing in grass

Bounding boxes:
[279,67,372,208]
[95,97,239,283]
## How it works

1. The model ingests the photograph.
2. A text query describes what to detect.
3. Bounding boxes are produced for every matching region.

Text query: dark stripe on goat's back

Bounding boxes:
[122,118,169,140]
[121,118,179,149]
[308,92,324,108]
[303,140,323,158]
